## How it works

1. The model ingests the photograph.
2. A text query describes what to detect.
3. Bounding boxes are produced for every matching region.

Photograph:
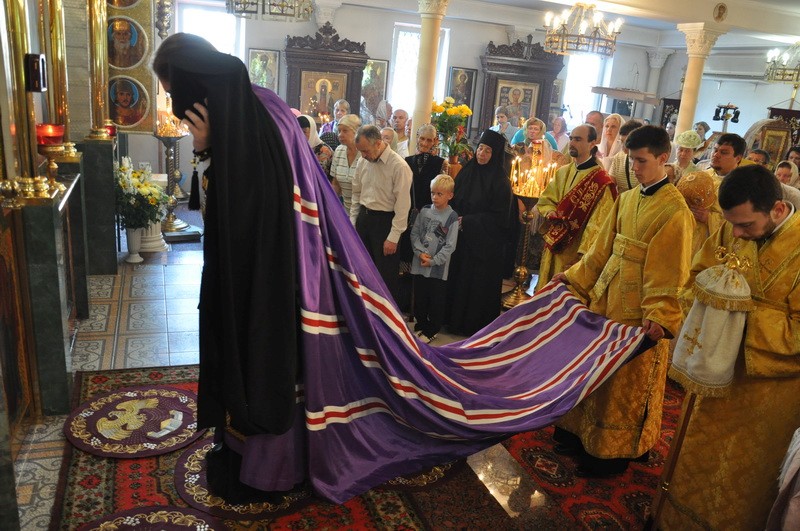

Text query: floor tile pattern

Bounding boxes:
[15,252,203,529]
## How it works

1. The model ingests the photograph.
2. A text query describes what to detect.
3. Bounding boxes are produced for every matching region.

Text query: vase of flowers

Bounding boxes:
[430,97,472,159]
[115,157,169,263]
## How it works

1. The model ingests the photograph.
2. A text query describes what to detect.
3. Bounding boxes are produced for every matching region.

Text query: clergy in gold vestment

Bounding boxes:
[536,124,616,292]
[552,126,694,477]
[658,166,800,530]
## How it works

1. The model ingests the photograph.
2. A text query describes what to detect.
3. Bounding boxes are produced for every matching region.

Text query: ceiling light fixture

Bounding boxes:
[543,3,623,58]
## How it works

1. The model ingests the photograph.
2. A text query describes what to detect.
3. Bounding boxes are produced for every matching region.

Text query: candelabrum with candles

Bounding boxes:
[33,123,67,196]
[502,145,559,309]
[154,98,202,241]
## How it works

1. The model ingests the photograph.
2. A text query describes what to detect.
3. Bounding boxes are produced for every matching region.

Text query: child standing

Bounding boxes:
[410,174,459,343]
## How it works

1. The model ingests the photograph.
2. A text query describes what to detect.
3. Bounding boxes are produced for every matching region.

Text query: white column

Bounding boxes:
[411,0,449,151]
[675,23,726,135]
[644,48,673,121]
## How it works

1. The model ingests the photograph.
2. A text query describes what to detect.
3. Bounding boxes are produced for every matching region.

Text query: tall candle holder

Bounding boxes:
[502,149,558,309]
[155,118,202,241]
[34,123,67,195]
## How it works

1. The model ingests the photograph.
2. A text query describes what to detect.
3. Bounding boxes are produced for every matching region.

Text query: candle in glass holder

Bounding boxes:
[35,123,64,145]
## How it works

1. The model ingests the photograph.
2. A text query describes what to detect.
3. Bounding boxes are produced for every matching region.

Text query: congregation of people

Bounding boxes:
[158,33,800,530]
[311,92,800,529]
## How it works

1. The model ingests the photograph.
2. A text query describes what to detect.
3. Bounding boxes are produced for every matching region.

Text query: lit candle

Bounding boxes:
[35,123,64,145]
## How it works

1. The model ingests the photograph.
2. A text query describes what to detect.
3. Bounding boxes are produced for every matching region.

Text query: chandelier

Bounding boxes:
[543,3,623,57]
[225,0,312,21]
[765,42,800,85]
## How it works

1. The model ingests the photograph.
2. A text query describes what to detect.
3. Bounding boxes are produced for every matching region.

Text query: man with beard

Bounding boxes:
[655,164,800,530]
[108,19,145,68]
[535,124,616,291]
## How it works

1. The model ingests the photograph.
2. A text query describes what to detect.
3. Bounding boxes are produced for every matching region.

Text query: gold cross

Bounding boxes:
[681,327,702,357]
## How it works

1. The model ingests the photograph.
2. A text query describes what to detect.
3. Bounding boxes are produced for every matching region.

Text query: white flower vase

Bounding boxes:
[139,221,169,252]
[125,227,145,263]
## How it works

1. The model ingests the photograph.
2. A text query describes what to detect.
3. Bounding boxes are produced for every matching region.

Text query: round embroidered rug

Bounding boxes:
[174,436,313,520]
[77,506,222,530]
[64,385,205,458]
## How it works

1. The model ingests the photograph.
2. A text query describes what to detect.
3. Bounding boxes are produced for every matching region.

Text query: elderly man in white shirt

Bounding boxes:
[350,125,413,302]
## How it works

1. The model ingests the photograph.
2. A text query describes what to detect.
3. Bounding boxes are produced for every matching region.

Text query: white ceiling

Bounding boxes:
[470,0,800,41]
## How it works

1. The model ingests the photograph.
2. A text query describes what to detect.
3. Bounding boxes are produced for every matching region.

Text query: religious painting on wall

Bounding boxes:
[447,67,477,131]
[495,80,539,128]
[107,0,155,133]
[760,127,791,167]
[361,60,389,127]
[109,76,149,127]
[248,49,280,94]
[300,71,348,124]
[107,17,147,69]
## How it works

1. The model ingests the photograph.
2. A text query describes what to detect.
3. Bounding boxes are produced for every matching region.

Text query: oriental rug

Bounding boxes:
[77,506,222,531]
[503,379,685,529]
[51,365,683,530]
[50,366,503,530]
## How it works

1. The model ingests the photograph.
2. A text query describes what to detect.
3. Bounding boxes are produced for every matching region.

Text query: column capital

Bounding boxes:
[313,0,341,28]
[505,25,538,45]
[677,22,727,58]
[418,0,449,17]
[646,48,673,70]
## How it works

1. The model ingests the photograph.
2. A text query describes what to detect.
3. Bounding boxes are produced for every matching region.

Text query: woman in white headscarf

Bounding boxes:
[775,160,800,189]
[597,113,625,162]
[298,114,333,179]
[666,130,704,185]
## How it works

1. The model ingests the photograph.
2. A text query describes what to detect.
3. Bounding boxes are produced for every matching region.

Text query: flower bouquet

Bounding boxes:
[115,156,169,229]
[430,97,472,158]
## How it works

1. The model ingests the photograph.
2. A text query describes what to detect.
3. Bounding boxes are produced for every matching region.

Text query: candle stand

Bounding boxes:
[501,149,558,309]
[155,134,202,242]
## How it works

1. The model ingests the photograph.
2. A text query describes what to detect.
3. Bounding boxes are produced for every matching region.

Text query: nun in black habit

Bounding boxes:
[446,129,513,336]
[152,34,299,499]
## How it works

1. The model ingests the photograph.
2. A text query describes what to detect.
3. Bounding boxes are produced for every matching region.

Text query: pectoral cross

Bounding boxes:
[681,327,702,357]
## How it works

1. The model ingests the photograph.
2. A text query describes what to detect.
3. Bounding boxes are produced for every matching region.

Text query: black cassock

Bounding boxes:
[446,129,512,336]
[164,41,298,437]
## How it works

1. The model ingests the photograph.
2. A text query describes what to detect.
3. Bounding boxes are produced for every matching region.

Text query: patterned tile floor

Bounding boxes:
[14,251,203,529]
[14,253,546,528]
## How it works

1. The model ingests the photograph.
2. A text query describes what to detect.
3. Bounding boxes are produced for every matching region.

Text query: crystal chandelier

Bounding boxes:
[765,42,800,85]
[543,3,623,57]
[225,0,312,21]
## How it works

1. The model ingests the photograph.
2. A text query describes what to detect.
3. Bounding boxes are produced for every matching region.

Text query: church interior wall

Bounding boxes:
[114,5,798,183]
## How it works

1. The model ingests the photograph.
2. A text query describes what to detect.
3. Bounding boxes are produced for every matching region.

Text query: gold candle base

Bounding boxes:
[38,144,67,193]
[501,196,539,310]
[86,128,111,140]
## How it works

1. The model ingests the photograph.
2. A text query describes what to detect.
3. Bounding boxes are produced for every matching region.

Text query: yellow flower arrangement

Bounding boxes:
[430,96,472,157]
[115,157,169,229]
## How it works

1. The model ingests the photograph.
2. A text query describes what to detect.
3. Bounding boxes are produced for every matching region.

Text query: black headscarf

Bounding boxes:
[153,34,298,435]
[447,129,513,334]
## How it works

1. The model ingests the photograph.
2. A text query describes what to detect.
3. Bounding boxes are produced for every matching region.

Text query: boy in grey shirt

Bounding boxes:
[410,174,459,342]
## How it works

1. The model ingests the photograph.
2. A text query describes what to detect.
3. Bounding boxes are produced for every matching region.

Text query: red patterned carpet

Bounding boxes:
[50,365,683,530]
[503,380,684,529]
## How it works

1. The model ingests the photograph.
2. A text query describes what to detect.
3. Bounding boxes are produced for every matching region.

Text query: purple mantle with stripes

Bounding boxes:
[227,86,646,504]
